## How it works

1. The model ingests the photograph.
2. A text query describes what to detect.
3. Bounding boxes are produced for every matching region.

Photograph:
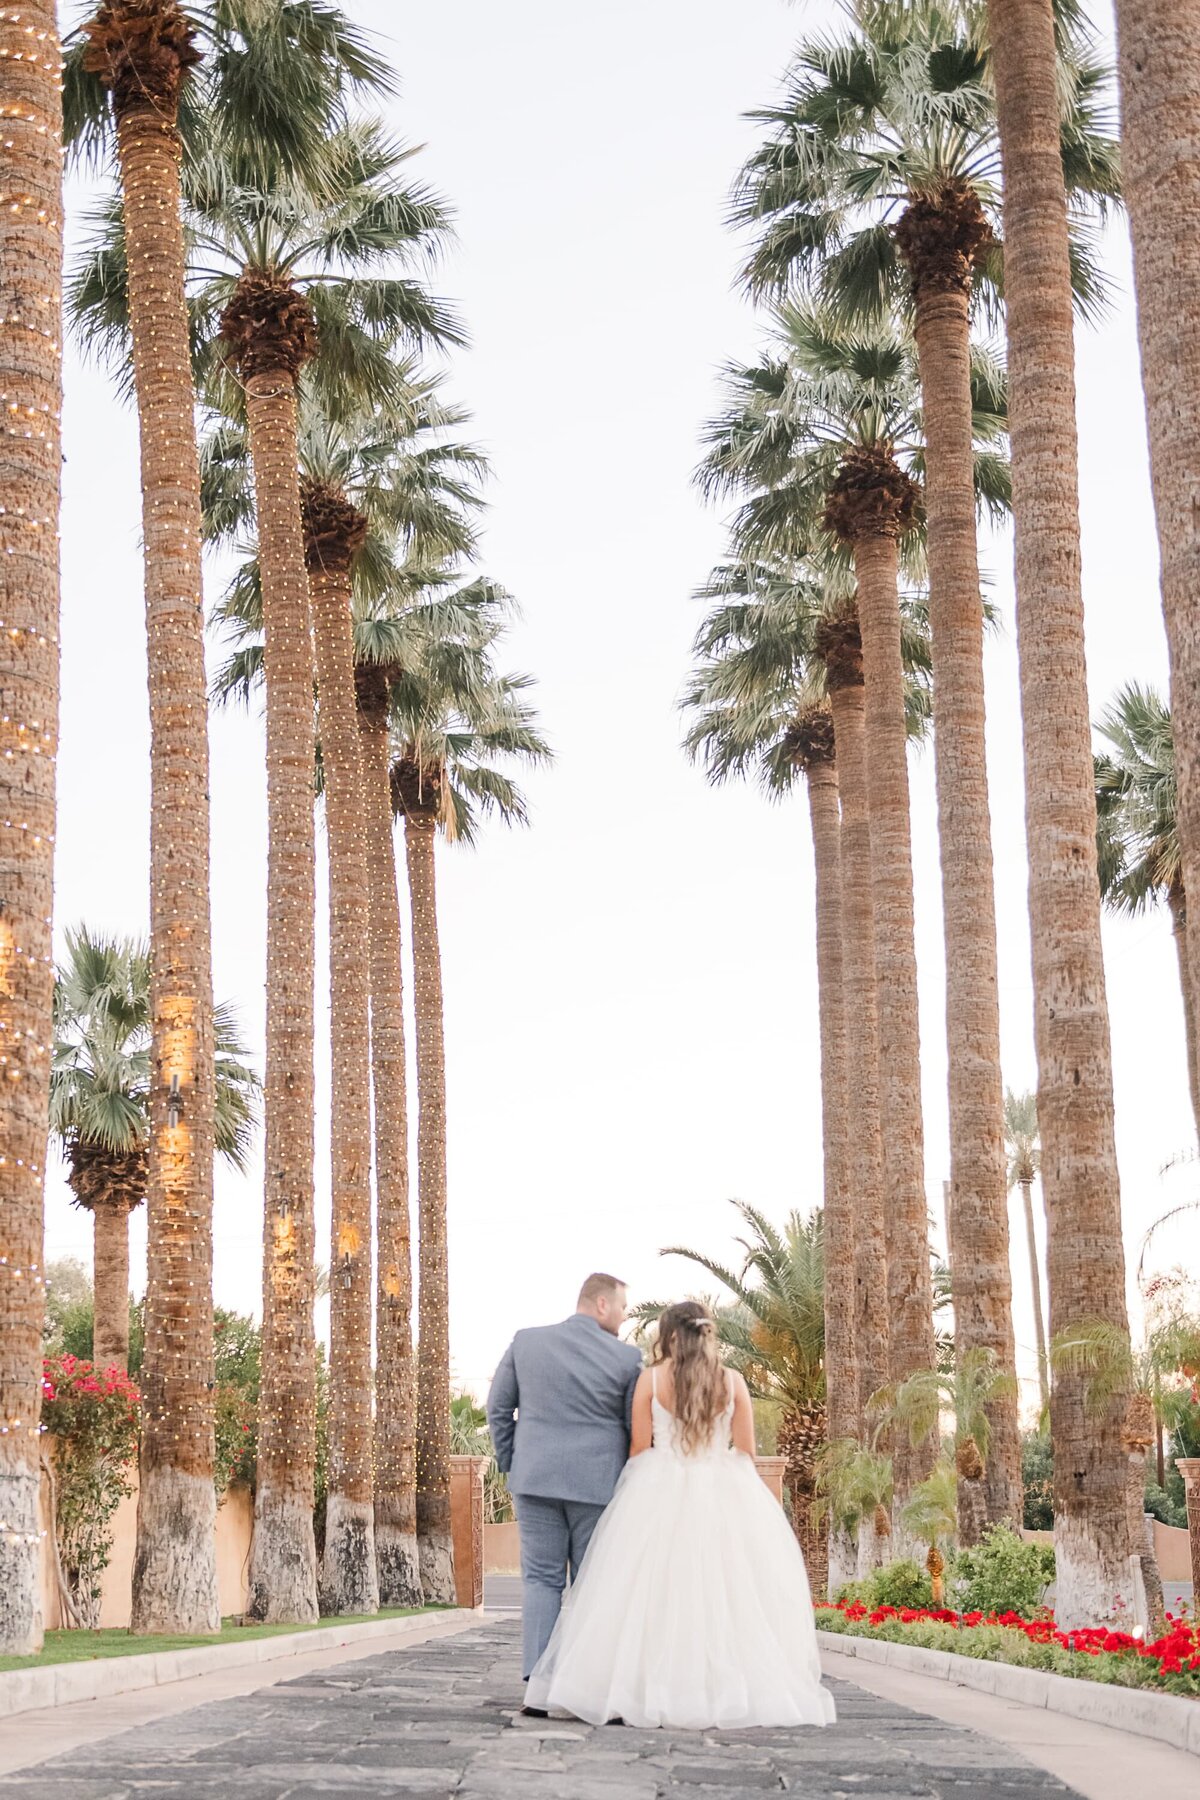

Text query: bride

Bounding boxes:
[524,1300,836,1730]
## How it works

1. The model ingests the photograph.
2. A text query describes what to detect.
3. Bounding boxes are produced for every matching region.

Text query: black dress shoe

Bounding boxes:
[520,1705,549,1719]
[606,1716,626,1727]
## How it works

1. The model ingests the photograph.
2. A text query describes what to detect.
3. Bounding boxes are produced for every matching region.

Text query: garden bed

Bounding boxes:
[816,1600,1200,1700]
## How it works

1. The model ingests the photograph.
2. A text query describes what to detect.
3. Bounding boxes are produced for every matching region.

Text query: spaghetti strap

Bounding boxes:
[651,1365,657,1401]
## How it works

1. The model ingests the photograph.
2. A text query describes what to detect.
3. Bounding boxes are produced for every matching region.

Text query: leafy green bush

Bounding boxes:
[868,1559,933,1610]
[952,1524,1054,1617]
[833,1561,933,1610]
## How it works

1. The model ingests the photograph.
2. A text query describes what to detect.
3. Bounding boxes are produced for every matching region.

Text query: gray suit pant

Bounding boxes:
[515,1493,606,1678]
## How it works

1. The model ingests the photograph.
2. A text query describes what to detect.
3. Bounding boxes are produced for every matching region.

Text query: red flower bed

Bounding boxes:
[816,1599,1200,1689]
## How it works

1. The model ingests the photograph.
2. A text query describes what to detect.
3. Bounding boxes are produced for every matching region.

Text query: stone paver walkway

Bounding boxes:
[0,1619,1082,1799]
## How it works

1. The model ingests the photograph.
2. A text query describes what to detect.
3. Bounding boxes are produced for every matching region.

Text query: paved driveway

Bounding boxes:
[0,1618,1082,1799]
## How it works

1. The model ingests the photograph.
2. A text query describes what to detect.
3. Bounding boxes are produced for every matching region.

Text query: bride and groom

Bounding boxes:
[486,1271,836,1731]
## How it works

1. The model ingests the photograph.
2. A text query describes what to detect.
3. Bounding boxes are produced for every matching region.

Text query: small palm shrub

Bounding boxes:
[952,1525,1055,1617]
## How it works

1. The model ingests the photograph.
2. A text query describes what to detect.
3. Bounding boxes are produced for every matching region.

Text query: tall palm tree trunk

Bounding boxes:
[93,1204,134,1373]
[1167,889,1200,1136]
[84,19,220,1637]
[804,737,856,1594]
[306,513,378,1618]
[821,621,889,1568]
[988,0,1132,1627]
[849,526,937,1521]
[403,810,456,1602]
[240,365,318,1625]
[905,238,1022,1530]
[357,671,421,1608]
[0,0,62,1657]
[1019,1177,1050,1417]
[1113,2,1200,1117]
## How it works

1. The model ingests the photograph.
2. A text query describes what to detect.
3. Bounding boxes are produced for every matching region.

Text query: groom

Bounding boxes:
[487,1272,643,1705]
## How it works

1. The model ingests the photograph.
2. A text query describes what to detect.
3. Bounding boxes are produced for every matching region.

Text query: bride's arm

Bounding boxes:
[730,1372,756,1459]
[628,1369,654,1458]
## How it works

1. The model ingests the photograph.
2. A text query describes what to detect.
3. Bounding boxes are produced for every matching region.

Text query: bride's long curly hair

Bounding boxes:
[653,1300,728,1453]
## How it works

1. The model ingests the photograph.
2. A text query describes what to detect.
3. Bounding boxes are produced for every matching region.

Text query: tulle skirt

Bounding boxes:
[524,1446,837,1730]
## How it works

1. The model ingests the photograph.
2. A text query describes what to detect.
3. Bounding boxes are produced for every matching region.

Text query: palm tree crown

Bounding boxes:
[1094,683,1179,917]
[732,0,1119,323]
[50,925,259,1183]
[698,305,1009,565]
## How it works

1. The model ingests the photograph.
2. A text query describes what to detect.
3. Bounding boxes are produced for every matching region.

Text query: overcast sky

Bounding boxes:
[46,0,1199,1406]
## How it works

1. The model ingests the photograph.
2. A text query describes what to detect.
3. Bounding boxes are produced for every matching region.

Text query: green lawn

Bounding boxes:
[0,1607,431,1674]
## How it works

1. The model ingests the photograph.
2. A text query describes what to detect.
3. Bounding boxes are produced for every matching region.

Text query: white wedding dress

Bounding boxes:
[524,1372,837,1730]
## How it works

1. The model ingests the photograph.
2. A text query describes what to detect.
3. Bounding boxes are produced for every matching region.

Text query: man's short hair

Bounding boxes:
[578,1272,626,1308]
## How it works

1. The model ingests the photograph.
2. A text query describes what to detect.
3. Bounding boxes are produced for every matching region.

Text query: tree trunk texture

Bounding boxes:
[789,1480,827,1602]
[0,0,62,1657]
[404,814,456,1603]
[243,371,318,1625]
[958,1476,990,1549]
[1020,1179,1051,1418]
[114,96,218,1638]
[92,1203,134,1373]
[913,283,1022,1529]
[805,756,857,1596]
[1113,1,1200,1137]
[310,560,378,1618]
[1167,892,1200,1138]
[358,688,421,1608]
[826,679,889,1435]
[988,0,1132,1628]
[852,529,937,1523]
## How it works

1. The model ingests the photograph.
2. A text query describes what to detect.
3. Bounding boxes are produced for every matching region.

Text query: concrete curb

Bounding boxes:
[0,1608,480,1721]
[817,1628,1200,1758]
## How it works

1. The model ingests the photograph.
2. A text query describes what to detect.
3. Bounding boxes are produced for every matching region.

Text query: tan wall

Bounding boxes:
[39,1453,253,1631]
[1153,1520,1191,1582]
[485,1520,521,1573]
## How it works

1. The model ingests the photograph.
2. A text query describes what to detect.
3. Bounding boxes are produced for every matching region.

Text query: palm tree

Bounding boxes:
[50,928,259,1372]
[1003,1089,1049,1415]
[206,386,488,1611]
[0,0,63,1659]
[682,556,934,1574]
[816,1439,895,1578]
[355,585,499,1608]
[901,1460,959,1604]
[390,662,551,1599]
[735,2,1117,1545]
[874,1347,1019,1546]
[189,124,456,1619]
[986,0,1134,1626]
[63,0,391,1635]
[1111,1,1200,1108]
[1094,683,1197,1134]
[701,308,1008,1519]
[644,1203,829,1590]
[681,590,854,1547]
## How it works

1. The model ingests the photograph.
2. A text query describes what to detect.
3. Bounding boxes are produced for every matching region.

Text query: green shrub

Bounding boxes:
[834,1562,933,1610]
[868,1559,933,1610]
[952,1524,1054,1618]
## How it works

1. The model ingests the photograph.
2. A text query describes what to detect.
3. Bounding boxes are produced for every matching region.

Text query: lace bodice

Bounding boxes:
[650,1368,734,1460]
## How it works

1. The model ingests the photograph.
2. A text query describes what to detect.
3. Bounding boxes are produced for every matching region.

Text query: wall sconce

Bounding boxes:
[167,1073,184,1129]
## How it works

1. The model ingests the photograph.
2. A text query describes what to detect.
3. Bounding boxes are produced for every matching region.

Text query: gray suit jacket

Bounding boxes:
[486,1314,644,1507]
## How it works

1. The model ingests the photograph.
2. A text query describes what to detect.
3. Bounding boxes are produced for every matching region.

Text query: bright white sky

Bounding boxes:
[45,0,1200,1410]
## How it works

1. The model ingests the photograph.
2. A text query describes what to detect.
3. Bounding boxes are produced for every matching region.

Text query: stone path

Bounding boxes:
[0,1618,1082,1799]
